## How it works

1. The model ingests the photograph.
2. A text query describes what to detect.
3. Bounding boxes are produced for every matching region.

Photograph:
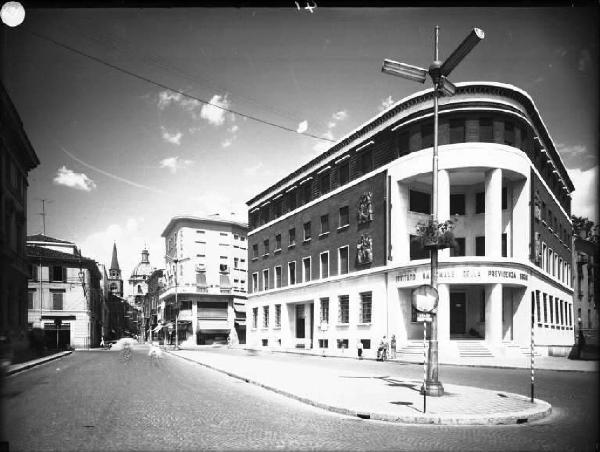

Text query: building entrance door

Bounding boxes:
[295,304,305,339]
[450,292,466,335]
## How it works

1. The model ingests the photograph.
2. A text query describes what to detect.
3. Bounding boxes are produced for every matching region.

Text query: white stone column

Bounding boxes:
[192,300,198,342]
[485,169,503,257]
[281,303,293,348]
[438,169,451,259]
[485,284,503,344]
[512,178,530,260]
[394,182,410,264]
[437,283,450,343]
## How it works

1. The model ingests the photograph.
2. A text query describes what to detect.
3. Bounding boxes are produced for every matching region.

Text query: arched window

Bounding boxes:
[137,284,142,294]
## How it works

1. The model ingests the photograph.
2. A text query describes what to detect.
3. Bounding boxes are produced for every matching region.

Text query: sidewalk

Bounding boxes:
[5,350,72,376]
[167,347,552,425]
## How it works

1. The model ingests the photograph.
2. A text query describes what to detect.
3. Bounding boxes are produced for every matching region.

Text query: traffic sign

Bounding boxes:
[411,285,439,313]
[417,312,432,322]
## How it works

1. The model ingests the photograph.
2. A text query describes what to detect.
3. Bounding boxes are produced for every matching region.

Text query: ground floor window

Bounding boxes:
[338,295,349,324]
[275,304,281,327]
[337,339,348,349]
[320,298,329,323]
[252,307,258,328]
[318,339,328,348]
[360,339,371,349]
[262,339,268,346]
[359,292,372,323]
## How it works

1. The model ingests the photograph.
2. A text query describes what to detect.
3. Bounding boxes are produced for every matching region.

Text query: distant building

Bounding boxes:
[128,247,155,304]
[107,242,123,297]
[26,234,102,349]
[0,82,40,352]
[159,216,248,345]
[573,235,599,342]
[246,82,575,358]
[103,243,128,340]
[144,268,165,342]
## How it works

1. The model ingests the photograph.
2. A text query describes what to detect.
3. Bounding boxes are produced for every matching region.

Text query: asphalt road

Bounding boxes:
[1,346,598,451]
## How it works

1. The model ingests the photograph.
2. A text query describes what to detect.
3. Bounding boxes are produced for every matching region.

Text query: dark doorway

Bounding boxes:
[295,305,305,339]
[43,322,71,350]
[450,292,466,335]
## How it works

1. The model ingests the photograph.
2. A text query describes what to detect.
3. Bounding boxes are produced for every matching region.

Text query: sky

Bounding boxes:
[2,6,597,294]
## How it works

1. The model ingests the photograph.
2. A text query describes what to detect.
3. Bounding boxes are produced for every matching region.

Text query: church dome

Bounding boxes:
[130,248,154,280]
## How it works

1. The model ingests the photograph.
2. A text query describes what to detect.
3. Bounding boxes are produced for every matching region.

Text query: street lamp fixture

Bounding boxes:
[382,26,484,397]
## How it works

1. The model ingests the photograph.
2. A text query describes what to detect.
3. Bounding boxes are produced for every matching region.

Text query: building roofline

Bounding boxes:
[246,81,575,207]
[161,215,249,237]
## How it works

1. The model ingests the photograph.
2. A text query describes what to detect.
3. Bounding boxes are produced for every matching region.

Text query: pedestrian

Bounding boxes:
[390,335,397,359]
[357,340,363,360]
[100,336,105,349]
[377,336,387,361]
[578,330,586,359]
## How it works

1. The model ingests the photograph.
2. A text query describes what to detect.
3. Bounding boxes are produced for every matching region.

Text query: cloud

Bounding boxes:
[569,165,598,222]
[78,218,164,296]
[379,95,395,112]
[557,143,598,171]
[200,94,230,126]
[229,125,239,133]
[578,49,592,72]
[160,127,183,145]
[243,162,264,176]
[297,120,308,134]
[53,166,96,191]
[221,138,233,148]
[159,157,193,174]
[332,110,348,121]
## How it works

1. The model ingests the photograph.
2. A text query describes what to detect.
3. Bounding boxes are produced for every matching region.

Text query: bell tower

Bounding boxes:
[108,242,123,297]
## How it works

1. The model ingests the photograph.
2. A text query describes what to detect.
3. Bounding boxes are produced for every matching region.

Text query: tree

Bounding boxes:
[572,215,600,243]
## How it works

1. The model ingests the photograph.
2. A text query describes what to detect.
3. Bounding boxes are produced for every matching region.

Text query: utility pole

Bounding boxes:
[382,26,484,396]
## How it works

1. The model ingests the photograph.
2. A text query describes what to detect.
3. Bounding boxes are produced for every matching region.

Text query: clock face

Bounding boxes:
[411,285,439,313]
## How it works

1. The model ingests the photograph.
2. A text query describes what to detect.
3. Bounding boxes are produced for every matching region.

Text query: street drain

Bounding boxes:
[356,413,371,419]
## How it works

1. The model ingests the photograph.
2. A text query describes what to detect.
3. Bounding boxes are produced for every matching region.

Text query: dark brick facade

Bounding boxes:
[249,173,386,292]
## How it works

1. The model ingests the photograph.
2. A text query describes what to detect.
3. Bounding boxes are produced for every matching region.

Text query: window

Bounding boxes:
[339,206,349,228]
[252,244,259,259]
[504,121,515,146]
[360,339,371,350]
[263,306,269,328]
[480,290,485,322]
[409,235,429,260]
[449,118,465,143]
[475,236,485,256]
[479,117,493,142]
[275,304,281,327]
[501,233,507,257]
[320,298,329,323]
[475,192,485,214]
[450,237,465,257]
[360,292,372,323]
[302,257,311,282]
[339,161,350,185]
[274,199,283,218]
[319,171,330,195]
[252,273,258,292]
[288,261,296,285]
[233,257,239,269]
[543,294,548,323]
[360,149,373,174]
[302,181,312,204]
[338,295,349,323]
[52,292,63,310]
[338,246,349,274]
[320,252,329,279]
[289,228,296,247]
[262,269,269,290]
[275,234,282,250]
[274,266,282,288]
[450,194,465,215]
[287,189,297,211]
[28,290,34,309]
[549,296,554,324]
[252,307,258,328]
[535,291,541,323]
[502,187,508,210]
[303,222,311,241]
[263,239,270,255]
[320,214,329,234]
[409,190,431,214]
[560,300,564,326]
[318,339,329,348]
[337,339,349,349]
[52,265,65,282]
[28,264,38,281]
[421,122,433,148]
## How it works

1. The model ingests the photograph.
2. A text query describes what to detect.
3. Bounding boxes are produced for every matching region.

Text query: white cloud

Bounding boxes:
[569,165,599,222]
[157,90,182,110]
[379,95,395,112]
[160,127,183,145]
[200,94,230,126]
[327,121,336,129]
[78,218,164,297]
[297,120,308,134]
[557,143,597,171]
[312,141,331,155]
[229,125,239,133]
[243,162,264,176]
[332,110,348,121]
[159,157,193,174]
[53,166,96,191]
[222,138,233,148]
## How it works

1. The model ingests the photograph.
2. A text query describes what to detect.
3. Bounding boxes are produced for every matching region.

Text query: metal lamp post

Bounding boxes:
[382,26,484,396]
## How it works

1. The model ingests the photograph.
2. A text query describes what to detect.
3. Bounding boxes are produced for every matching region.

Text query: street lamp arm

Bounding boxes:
[439,28,484,77]
[382,59,428,84]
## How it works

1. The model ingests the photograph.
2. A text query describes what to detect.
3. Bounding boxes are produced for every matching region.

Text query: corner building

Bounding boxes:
[246,82,575,359]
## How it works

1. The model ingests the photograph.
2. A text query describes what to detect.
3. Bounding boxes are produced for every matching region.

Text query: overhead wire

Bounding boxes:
[27,30,336,144]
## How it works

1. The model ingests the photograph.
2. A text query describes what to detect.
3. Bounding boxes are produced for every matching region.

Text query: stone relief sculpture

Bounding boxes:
[357,234,373,264]
[357,192,373,224]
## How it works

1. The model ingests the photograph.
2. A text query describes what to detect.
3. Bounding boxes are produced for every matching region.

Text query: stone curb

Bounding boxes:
[6,351,72,376]
[167,350,552,425]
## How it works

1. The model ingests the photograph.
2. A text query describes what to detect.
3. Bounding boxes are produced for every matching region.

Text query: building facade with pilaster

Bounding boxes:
[158,216,248,345]
[246,82,575,359]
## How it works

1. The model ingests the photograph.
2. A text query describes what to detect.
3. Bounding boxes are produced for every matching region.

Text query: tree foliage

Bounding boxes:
[572,215,599,242]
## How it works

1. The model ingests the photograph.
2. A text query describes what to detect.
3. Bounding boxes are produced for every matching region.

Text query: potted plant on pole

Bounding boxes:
[414,216,458,250]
